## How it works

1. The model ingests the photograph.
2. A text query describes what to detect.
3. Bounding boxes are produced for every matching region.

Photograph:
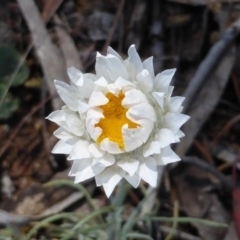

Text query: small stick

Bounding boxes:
[183,19,240,114]
[102,0,125,54]
[182,156,231,192]
[193,140,214,165]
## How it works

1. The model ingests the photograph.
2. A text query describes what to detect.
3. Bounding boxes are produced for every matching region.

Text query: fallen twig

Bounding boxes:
[42,0,63,23]
[34,183,95,220]
[193,140,214,165]
[102,0,125,54]
[212,144,240,170]
[0,210,31,227]
[54,15,84,71]
[125,0,147,51]
[17,0,68,109]
[212,114,240,147]
[176,46,236,156]
[182,156,232,192]
[182,19,240,114]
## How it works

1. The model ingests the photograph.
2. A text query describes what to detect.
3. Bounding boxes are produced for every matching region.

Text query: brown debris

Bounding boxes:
[173,163,230,240]
[1,0,240,239]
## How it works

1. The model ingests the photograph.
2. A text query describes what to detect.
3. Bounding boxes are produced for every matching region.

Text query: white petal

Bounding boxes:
[92,153,115,173]
[54,80,78,111]
[139,157,158,187]
[46,110,65,125]
[179,106,184,113]
[53,127,74,140]
[81,75,95,98]
[124,172,141,188]
[167,86,174,99]
[154,69,176,93]
[95,173,103,187]
[107,84,121,96]
[100,165,125,198]
[69,158,91,176]
[86,108,104,123]
[78,101,89,113]
[156,128,179,148]
[126,45,143,76]
[94,77,108,87]
[107,46,122,60]
[114,77,134,88]
[163,113,190,133]
[84,73,98,82]
[74,167,95,183]
[62,105,75,115]
[95,53,129,82]
[153,153,164,165]
[152,92,164,110]
[97,153,115,167]
[67,67,83,85]
[143,141,161,157]
[161,146,181,164]
[65,136,80,145]
[52,139,74,154]
[100,138,122,154]
[136,69,153,92]
[88,91,108,107]
[66,114,84,136]
[68,140,92,160]
[168,96,185,112]
[122,89,148,108]
[86,108,104,140]
[127,103,156,122]
[122,119,153,152]
[122,126,143,152]
[91,159,106,175]
[117,158,139,176]
[71,158,102,183]
[176,130,185,138]
[91,127,102,141]
[68,67,95,98]
[143,57,154,78]
[88,143,105,158]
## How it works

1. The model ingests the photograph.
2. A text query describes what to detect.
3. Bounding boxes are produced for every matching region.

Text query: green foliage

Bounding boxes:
[23,180,228,240]
[0,226,23,240]
[0,45,29,86]
[0,90,19,119]
[10,179,226,240]
[0,45,29,119]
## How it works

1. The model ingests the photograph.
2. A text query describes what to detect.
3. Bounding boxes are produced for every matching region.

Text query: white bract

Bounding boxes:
[47,45,190,197]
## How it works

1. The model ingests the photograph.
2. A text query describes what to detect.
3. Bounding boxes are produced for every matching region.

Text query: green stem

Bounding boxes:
[61,207,114,240]
[136,216,228,228]
[43,180,96,211]
[73,206,114,230]
[165,201,179,240]
[108,181,131,240]
[26,213,78,240]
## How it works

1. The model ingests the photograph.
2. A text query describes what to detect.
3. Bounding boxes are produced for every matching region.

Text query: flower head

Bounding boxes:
[47,45,190,197]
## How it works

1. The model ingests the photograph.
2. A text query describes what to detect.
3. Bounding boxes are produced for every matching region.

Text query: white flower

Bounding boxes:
[47,45,190,197]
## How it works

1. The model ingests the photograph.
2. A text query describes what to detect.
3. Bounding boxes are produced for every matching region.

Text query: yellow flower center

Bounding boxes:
[95,91,139,150]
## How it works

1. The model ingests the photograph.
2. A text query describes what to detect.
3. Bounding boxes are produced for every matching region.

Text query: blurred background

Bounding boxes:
[0,0,239,239]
